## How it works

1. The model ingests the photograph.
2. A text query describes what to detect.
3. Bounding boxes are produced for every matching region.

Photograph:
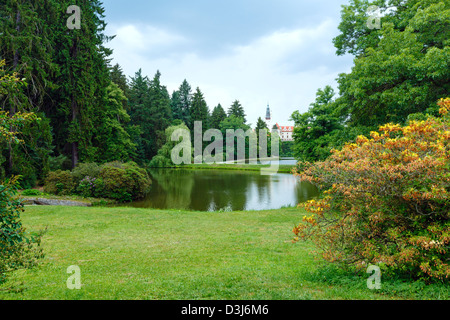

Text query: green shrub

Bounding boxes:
[1,176,44,284]
[43,170,75,195]
[21,189,43,196]
[76,176,97,198]
[72,162,101,185]
[99,162,151,202]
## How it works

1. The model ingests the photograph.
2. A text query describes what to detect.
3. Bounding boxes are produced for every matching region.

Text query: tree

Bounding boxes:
[49,0,114,168]
[94,83,137,162]
[291,86,343,162]
[227,100,246,123]
[210,104,227,129]
[0,0,57,178]
[334,0,450,128]
[109,63,129,108]
[149,123,192,167]
[220,115,253,162]
[178,79,192,127]
[0,62,44,284]
[189,87,209,131]
[128,70,172,163]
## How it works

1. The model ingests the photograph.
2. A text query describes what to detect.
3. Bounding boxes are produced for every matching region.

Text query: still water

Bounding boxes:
[124,168,319,212]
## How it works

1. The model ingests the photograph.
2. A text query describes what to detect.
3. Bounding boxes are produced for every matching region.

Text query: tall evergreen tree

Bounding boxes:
[170,90,183,123]
[50,0,114,168]
[128,70,172,162]
[228,100,246,123]
[178,79,192,127]
[147,70,172,157]
[109,63,129,107]
[0,0,57,180]
[210,104,227,129]
[189,87,209,131]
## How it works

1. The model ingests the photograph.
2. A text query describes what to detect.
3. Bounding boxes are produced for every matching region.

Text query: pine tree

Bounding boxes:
[94,82,137,162]
[210,104,227,130]
[178,79,192,128]
[228,100,246,123]
[0,0,57,180]
[50,0,114,168]
[109,63,129,107]
[189,87,209,131]
[147,70,172,157]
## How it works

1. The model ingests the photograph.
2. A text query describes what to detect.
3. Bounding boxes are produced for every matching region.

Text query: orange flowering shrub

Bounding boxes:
[293,98,450,281]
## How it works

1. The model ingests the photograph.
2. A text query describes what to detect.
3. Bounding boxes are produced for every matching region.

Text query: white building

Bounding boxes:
[264,104,294,142]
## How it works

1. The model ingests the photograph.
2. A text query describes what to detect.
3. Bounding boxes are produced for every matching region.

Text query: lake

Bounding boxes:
[122,168,319,212]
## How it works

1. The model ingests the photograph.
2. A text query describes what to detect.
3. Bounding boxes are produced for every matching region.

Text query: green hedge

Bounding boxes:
[44,161,151,202]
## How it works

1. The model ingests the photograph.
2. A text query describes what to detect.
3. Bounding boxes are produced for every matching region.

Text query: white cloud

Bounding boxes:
[106,19,353,126]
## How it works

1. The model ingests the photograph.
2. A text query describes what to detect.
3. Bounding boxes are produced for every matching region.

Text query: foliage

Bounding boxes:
[0,172,44,285]
[21,189,43,196]
[335,0,450,127]
[189,87,209,132]
[98,162,152,202]
[43,170,75,196]
[227,100,247,124]
[210,104,227,130]
[94,82,137,162]
[44,161,152,202]
[293,98,450,282]
[128,70,172,163]
[291,86,344,162]
[71,162,101,185]
[171,79,192,128]
[48,155,72,172]
[149,123,192,167]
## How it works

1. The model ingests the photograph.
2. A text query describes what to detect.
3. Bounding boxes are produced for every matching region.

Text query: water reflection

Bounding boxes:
[123,169,319,212]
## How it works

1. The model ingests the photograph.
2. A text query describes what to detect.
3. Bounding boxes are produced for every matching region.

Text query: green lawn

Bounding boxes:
[0,206,447,300]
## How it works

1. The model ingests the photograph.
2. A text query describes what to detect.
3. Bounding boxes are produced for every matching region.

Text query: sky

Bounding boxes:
[101,0,355,127]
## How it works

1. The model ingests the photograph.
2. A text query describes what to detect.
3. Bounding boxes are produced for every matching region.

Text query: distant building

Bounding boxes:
[275,123,294,142]
[264,104,294,142]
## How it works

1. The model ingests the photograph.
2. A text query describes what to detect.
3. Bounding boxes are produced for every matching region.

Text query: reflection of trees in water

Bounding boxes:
[146,169,195,210]
[189,171,259,211]
[131,169,319,211]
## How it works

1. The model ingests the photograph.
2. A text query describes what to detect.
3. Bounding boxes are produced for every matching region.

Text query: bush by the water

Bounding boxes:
[99,161,151,202]
[44,161,151,202]
[43,170,75,196]
[21,189,43,196]
[293,98,450,282]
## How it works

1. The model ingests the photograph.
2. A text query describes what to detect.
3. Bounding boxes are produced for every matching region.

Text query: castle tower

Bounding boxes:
[265,104,272,130]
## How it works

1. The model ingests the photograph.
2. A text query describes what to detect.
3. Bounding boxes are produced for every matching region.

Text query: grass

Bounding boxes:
[0,206,447,300]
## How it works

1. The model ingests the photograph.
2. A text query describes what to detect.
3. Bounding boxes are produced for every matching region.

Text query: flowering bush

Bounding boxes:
[293,98,450,281]
[77,176,98,198]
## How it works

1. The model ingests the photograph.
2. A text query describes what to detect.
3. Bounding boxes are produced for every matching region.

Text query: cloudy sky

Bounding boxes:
[101,0,355,126]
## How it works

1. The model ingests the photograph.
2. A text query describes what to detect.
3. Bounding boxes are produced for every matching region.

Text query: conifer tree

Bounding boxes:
[228,100,246,123]
[210,104,227,130]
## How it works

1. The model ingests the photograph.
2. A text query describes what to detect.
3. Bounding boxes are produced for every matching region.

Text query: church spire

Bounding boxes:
[265,104,271,120]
